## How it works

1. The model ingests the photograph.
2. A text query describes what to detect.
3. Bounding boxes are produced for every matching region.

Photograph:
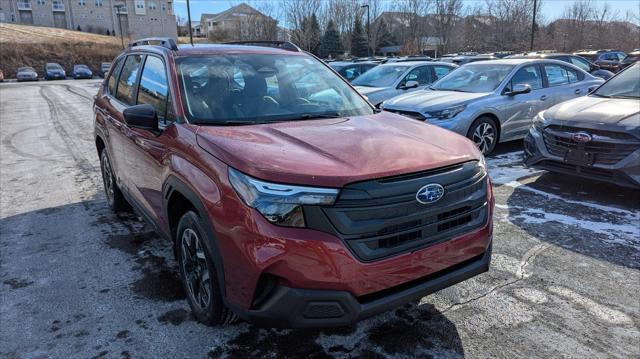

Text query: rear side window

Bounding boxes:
[137,56,169,121]
[511,65,543,90]
[107,58,124,95]
[544,64,580,86]
[115,55,143,105]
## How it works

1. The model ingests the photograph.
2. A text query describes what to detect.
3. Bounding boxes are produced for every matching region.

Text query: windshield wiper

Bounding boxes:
[275,113,343,122]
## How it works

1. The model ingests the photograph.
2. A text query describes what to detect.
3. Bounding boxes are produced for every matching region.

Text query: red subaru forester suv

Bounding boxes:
[94,38,494,328]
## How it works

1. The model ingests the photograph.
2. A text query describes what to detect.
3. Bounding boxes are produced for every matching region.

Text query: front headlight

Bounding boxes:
[426,105,466,119]
[533,111,546,131]
[228,168,339,228]
[477,155,488,176]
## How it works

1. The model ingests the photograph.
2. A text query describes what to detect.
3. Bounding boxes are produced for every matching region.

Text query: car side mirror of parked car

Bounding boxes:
[400,80,419,90]
[587,85,599,94]
[506,83,532,96]
[590,63,600,71]
[123,104,159,132]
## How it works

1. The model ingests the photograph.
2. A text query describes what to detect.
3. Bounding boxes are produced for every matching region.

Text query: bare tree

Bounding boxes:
[393,0,433,54]
[433,0,463,53]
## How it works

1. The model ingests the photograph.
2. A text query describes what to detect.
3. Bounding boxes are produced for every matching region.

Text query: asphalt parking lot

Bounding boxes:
[1,79,638,358]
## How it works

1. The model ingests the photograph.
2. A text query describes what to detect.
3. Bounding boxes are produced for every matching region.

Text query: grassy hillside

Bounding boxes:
[0,23,123,78]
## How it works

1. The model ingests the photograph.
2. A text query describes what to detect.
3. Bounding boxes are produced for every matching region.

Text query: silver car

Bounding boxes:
[16,67,38,82]
[382,59,605,154]
[352,61,457,107]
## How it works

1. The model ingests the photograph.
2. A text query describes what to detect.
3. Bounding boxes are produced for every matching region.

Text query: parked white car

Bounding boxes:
[352,61,457,107]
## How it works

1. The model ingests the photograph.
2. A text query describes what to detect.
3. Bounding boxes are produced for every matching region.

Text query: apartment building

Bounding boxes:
[0,0,177,39]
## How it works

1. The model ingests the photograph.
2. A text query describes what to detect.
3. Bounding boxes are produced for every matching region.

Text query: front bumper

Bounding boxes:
[229,242,491,328]
[523,126,640,188]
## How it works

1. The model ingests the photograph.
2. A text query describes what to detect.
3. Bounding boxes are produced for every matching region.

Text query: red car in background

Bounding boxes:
[94,38,494,328]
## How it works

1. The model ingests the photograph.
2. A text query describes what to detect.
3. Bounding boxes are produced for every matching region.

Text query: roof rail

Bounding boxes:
[129,37,178,51]
[224,40,301,52]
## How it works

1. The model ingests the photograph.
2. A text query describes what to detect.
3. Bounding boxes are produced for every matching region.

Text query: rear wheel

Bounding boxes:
[177,211,236,325]
[99,150,127,212]
[467,117,498,155]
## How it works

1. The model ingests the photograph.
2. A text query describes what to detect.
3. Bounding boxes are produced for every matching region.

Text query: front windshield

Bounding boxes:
[593,64,639,99]
[352,65,408,87]
[75,65,89,70]
[431,63,514,93]
[177,54,373,124]
[18,67,34,72]
[47,64,62,70]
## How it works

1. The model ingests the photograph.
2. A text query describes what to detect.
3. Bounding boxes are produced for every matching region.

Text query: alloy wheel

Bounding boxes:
[472,122,496,154]
[181,228,212,310]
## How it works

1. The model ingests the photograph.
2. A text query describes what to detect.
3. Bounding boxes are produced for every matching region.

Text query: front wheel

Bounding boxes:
[177,211,236,326]
[467,117,498,155]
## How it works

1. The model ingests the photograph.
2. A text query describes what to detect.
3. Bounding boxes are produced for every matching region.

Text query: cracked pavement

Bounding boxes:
[1,80,639,358]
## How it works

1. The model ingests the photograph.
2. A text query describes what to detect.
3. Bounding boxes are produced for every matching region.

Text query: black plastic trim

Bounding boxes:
[227,241,492,328]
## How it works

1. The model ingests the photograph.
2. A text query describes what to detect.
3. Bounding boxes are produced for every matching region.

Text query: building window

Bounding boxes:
[148,2,156,10]
[78,0,85,5]
[36,0,45,5]
[134,0,145,15]
[95,0,102,6]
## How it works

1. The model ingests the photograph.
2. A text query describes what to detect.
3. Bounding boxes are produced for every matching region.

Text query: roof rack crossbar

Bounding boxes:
[129,37,178,51]
[223,40,301,52]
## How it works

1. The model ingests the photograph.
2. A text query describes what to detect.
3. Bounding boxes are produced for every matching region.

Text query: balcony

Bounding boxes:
[17,1,32,10]
[52,2,65,11]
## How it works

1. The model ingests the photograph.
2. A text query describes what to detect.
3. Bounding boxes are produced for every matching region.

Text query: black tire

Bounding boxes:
[467,116,499,155]
[177,211,236,325]
[99,150,127,212]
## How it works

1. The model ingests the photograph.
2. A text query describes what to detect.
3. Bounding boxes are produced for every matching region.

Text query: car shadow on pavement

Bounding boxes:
[0,199,465,358]
[504,172,640,269]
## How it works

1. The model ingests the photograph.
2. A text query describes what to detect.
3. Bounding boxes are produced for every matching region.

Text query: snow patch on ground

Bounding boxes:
[487,151,544,185]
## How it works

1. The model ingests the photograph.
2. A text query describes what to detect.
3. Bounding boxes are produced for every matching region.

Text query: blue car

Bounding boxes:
[72,64,93,79]
[44,63,66,80]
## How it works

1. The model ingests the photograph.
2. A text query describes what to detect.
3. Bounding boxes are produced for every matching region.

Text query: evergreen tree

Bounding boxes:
[375,17,396,52]
[106,29,110,36]
[77,25,82,31]
[350,17,368,57]
[306,14,322,56]
[320,20,343,59]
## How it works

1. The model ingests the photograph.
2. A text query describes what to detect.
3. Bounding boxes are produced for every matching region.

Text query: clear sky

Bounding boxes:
[172,0,640,26]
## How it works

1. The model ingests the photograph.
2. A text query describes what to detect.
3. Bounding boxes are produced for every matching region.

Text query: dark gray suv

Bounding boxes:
[524,63,640,188]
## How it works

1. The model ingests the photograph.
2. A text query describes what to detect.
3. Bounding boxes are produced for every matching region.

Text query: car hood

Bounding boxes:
[195,112,481,187]
[543,96,640,128]
[75,69,92,73]
[383,90,492,111]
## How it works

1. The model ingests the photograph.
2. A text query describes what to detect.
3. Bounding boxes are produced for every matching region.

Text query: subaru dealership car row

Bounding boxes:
[524,63,640,188]
[94,38,493,328]
[352,61,457,107]
[382,59,604,154]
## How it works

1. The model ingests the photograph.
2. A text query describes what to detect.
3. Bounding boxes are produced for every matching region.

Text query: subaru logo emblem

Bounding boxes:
[416,184,445,204]
[572,132,592,143]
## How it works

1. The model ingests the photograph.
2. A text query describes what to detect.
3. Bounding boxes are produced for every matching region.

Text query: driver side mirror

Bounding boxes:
[400,80,419,90]
[590,63,600,71]
[587,85,599,94]
[123,104,159,132]
[506,83,532,96]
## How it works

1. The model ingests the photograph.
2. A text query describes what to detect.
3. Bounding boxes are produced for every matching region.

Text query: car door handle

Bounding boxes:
[540,95,547,101]
[575,89,582,95]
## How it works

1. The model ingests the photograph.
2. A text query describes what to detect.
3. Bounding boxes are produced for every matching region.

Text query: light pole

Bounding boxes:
[186,0,193,45]
[361,4,370,57]
[114,4,124,49]
[530,0,537,51]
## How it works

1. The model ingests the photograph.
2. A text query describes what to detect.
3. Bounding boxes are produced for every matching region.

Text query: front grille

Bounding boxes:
[542,126,640,165]
[384,109,425,121]
[308,161,488,262]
